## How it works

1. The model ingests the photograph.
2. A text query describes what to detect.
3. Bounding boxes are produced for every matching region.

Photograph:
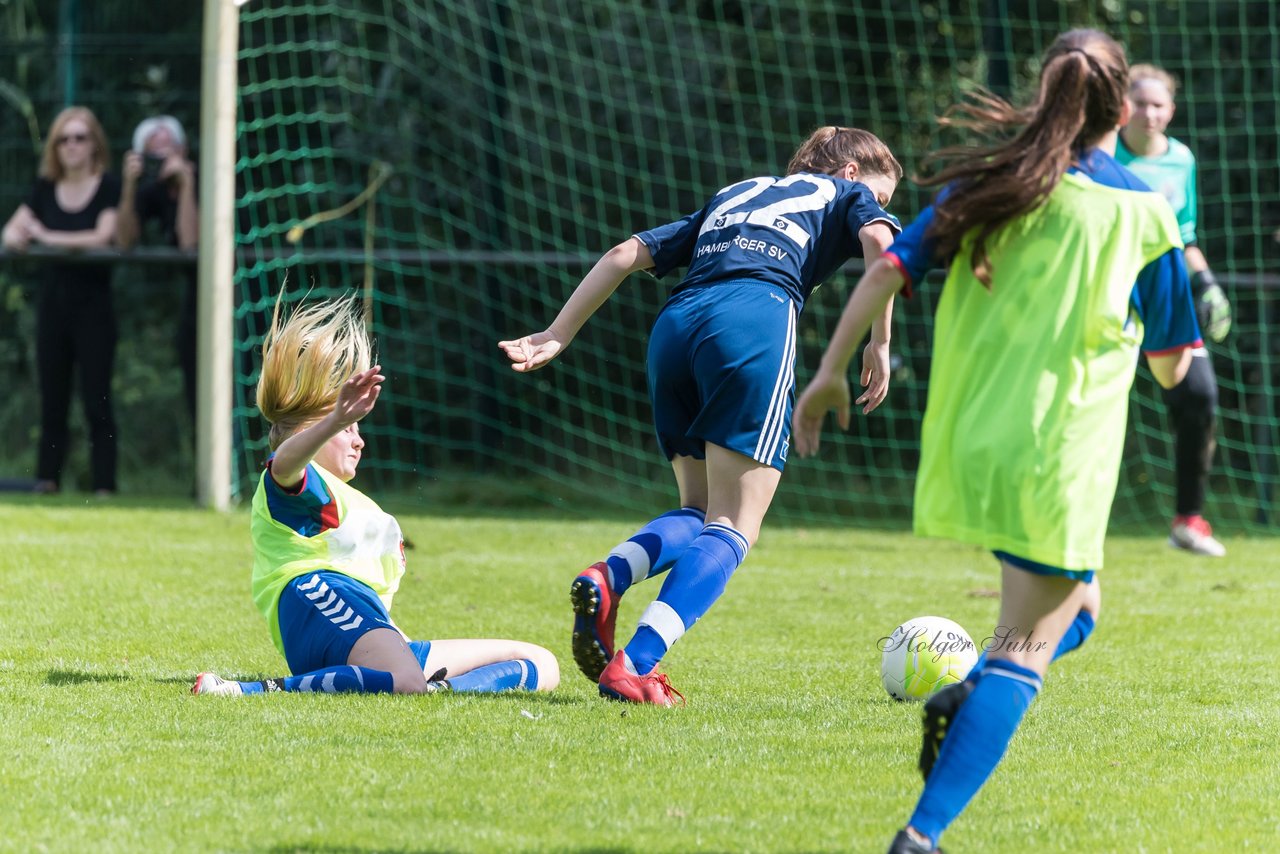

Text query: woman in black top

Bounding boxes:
[2,107,121,494]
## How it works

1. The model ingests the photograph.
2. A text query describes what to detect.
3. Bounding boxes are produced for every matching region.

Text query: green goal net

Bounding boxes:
[231,0,1280,528]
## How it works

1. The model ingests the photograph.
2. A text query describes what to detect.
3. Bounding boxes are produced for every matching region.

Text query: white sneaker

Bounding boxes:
[192,672,244,696]
[1169,516,1227,557]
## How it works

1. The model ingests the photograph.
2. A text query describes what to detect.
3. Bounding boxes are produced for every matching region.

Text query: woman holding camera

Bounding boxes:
[117,115,200,422]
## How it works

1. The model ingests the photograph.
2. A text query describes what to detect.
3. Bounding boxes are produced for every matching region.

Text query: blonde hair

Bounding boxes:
[257,290,374,450]
[40,107,110,181]
[786,126,903,182]
[1128,63,1178,98]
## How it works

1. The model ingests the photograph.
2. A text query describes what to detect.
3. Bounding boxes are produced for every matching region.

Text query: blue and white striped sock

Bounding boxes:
[605,507,706,596]
[238,665,395,695]
[908,659,1042,847]
[623,522,750,674]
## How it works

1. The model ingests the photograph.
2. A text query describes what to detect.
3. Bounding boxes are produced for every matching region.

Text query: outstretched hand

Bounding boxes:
[792,371,851,459]
[332,365,385,425]
[498,330,565,373]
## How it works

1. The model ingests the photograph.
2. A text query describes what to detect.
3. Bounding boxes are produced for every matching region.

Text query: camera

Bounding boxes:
[141,153,165,184]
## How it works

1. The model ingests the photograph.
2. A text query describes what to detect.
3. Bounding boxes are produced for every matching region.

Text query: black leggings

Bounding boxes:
[35,283,118,491]
[1161,352,1217,516]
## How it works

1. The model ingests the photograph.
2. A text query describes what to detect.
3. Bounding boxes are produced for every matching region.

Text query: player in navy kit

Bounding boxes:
[500,127,902,704]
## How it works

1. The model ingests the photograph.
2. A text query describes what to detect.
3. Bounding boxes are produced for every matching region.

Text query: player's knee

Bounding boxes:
[530,647,560,691]
[391,667,429,694]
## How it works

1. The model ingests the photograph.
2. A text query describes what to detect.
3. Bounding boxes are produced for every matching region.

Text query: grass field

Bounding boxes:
[1,497,1277,853]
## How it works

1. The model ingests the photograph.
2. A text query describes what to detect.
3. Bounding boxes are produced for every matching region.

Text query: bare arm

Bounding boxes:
[1147,348,1194,390]
[2,204,36,251]
[31,208,118,250]
[270,366,384,488]
[169,157,199,250]
[792,258,906,457]
[1182,245,1208,274]
[499,236,655,372]
[858,222,898,414]
[814,259,904,389]
[862,223,896,344]
[116,153,142,249]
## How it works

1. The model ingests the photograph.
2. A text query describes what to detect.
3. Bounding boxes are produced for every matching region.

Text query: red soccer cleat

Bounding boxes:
[570,562,618,682]
[597,652,685,707]
[1169,515,1226,557]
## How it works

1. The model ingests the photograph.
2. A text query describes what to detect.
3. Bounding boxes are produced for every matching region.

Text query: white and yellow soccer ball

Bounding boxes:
[880,615,978,701]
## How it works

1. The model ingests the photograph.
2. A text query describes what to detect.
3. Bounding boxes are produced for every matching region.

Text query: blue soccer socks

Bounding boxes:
[234,665,396,695]
[908,659,1042,847]
[1053,608,1095,660]
[622,522,749,674]
[214,660,539,696]
[447,659,540,693]
[606,507,706,596]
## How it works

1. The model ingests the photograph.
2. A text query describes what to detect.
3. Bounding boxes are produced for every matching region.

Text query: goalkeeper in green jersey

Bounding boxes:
[1117,62,1228,556]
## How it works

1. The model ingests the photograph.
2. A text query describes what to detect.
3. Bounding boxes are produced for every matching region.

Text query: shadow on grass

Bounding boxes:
[266,848,813,854]
[153,676,594,705]
[45,670,131,685]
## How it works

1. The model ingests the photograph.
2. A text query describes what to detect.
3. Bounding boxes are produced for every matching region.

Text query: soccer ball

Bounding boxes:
[880,615,978,702]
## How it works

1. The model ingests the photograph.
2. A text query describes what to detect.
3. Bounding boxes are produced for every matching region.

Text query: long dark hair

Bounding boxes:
[919,29,1130,284]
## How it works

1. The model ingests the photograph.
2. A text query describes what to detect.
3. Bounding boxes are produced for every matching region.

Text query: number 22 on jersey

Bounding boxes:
[697,174,837,250]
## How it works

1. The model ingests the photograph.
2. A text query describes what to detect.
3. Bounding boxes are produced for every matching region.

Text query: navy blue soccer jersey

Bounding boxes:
[263,458,338,537]
[884,148,1201,354]
[635,174,900,310]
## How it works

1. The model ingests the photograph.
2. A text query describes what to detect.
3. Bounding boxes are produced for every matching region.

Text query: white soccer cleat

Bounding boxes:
[1169,515,1227,557]
[191,672,244,696]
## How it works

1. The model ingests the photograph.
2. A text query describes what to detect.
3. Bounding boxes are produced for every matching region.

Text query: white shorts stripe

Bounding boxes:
[331,606,355,626]
[638,600,686,649]
[339,615,364,632]
[315,591,338,611]
[320,597,347,617]
[753,301,797,463]
[608,540,652,587]
[297,574,321,592]
[761,310,797,464]
[305,582,331,602]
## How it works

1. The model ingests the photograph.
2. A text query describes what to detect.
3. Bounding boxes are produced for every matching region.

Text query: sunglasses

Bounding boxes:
[56,133,91,146]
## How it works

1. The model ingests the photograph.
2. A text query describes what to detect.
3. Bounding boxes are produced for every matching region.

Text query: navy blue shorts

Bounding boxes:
[648,280,797,471]
[278,571,430,675]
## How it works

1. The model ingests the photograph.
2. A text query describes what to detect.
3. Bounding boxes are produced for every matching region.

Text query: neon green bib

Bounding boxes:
[250,465,405,655]
[914,172,1182,570]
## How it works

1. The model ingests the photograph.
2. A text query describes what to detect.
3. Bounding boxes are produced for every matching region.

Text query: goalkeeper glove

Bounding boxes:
[1191,268,1231,343]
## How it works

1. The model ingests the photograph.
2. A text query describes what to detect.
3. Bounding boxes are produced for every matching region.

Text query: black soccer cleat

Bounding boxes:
[919,680,974,780]
[887,828,945,853]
